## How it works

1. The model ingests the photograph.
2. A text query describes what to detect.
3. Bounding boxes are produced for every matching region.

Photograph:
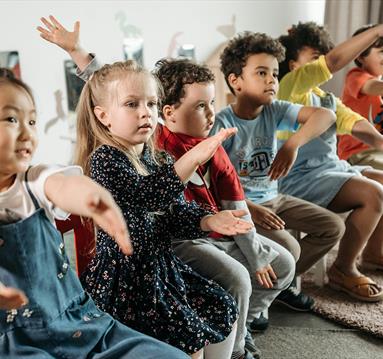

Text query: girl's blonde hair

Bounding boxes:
[74,60,161,175]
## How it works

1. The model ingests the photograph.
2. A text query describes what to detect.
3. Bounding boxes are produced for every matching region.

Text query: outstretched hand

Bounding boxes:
[0,284,28,310]
[200,209,254,236]
[37,15,80,53]
[85,192,133,256]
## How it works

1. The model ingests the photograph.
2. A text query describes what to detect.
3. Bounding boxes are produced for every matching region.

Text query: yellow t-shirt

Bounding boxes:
[277,55,363,135]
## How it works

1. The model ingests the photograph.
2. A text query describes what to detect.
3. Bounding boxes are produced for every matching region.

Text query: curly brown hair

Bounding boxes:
[220,32,285,94]
[352,24,383,67]
[278,22,334,80]
[153,58,215,115]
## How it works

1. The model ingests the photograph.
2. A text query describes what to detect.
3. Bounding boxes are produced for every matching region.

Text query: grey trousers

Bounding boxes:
[173,235,295,354]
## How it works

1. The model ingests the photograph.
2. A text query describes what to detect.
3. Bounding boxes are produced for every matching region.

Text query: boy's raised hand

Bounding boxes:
[37,15,80,53]
[85,191,133,256]
[200,209,254,236]
[0,284,28,310]
[268,141,298,181]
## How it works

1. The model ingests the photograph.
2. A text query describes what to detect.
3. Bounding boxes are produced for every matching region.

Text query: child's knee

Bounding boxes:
[365,183,383,213]
[284,236,301,262]
[271,247,296,287]
[229,265,252,299]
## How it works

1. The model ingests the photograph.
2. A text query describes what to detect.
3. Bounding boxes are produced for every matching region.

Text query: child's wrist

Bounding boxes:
[200,215,213,231]
[67,44,82,55]
[285,137,301,150]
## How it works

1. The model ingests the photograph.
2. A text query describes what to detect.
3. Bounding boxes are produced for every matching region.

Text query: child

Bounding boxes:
[278,21,383,301]
[37,18,293,358]
[154,58,296,359]
[211,31,346,309]
[338,24,383,169]
[0,68,189,358]
[76,58,252,358]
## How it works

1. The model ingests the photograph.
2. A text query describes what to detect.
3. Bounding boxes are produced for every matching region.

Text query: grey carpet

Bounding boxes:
[256,326,383,359]
[302,255,383,338]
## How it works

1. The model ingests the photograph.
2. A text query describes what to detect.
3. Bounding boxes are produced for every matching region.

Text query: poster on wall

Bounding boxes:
[0,51,21,78]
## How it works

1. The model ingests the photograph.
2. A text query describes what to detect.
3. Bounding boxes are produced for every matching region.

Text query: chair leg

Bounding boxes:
[313,255,327,287]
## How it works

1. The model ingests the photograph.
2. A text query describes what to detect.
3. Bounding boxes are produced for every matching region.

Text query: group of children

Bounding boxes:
[0,13,383,359]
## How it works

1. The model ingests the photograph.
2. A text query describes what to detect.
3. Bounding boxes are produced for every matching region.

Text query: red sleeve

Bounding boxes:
[346,68,373,100]
[212,146,245,202]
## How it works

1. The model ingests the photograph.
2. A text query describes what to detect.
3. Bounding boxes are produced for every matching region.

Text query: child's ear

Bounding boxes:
[289,59,297,71]
[228,73,240,92]
[163,105,176,123]
[356,55,364,67]
[94,106,110,128]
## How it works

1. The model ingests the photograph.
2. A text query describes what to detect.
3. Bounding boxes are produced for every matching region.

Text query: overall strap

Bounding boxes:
[24,167,41,210]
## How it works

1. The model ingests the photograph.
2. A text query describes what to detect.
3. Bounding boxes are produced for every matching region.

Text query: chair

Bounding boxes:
[290,230,327,289]
[55,215,95,276]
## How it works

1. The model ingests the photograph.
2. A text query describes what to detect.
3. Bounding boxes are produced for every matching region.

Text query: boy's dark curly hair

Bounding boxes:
[153,58,215,115]
[220,31,285,94]
[352,24,383,67]
[278,22,334,80]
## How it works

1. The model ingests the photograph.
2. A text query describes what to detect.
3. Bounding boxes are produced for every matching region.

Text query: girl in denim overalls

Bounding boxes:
[0,69,188,359]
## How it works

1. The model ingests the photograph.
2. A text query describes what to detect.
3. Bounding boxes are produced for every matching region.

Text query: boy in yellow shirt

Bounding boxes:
[278,22,383,301]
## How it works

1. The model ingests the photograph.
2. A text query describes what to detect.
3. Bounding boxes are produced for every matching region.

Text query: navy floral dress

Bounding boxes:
[81,145,238,354]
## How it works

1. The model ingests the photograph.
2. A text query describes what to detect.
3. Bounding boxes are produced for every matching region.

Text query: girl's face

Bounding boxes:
[96,74,159,153]
[0,84,37,189]
[358,46,383,77]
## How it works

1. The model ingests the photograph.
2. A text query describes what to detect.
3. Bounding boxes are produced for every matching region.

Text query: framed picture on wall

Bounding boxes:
[0,50,21,78]
[64,60,85,112]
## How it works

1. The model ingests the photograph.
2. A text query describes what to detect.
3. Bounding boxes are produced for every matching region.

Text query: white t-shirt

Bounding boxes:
[0,164,82,224]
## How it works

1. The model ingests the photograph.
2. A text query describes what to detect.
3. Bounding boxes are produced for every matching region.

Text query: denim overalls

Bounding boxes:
[0,171,187,359]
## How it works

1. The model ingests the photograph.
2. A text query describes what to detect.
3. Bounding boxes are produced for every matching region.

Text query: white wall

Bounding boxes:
[0,0,325,164]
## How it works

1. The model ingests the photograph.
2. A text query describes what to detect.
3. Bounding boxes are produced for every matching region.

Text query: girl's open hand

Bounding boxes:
[200,209,254,236]
[268,142,298,181]
[37,15,80,53]
[0,284,28,310]
[255,264,277,288]
[85,192,133,256]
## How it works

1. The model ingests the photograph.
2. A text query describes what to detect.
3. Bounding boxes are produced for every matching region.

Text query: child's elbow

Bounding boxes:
[316,108,336,124]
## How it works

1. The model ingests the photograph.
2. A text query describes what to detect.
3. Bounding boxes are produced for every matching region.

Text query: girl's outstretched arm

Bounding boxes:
[37,15,92,71]
[44,173,132,255]
[360,78,383,96]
